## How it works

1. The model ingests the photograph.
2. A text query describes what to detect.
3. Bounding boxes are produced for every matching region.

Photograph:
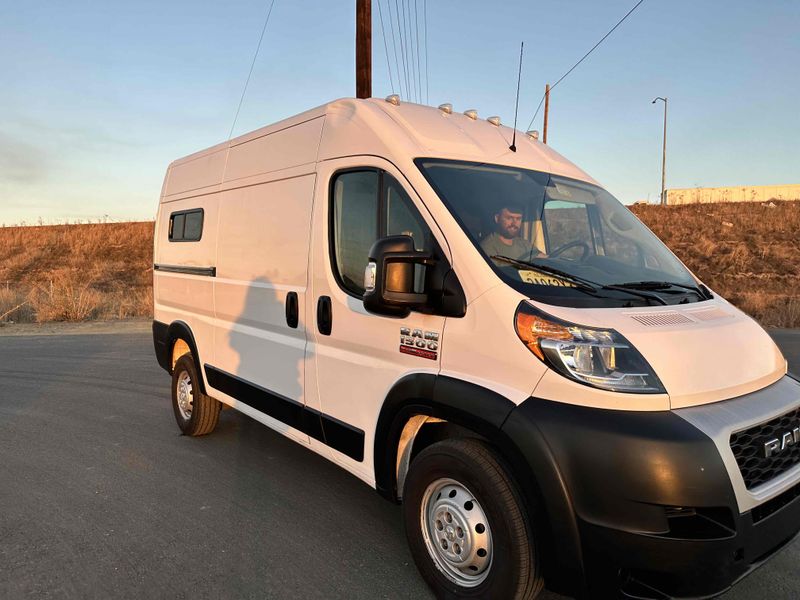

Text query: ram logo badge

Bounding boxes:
[763,426,800,458]
[399,328,440,360]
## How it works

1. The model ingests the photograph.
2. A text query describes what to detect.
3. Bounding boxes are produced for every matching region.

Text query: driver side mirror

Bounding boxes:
[363,235,435,316]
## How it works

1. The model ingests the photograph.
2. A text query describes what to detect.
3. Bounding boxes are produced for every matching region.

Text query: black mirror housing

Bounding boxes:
[363,235,435,316]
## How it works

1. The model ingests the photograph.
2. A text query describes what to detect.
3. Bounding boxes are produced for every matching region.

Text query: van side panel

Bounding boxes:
[153,195,220,375]
[211,173,317,444]
[164,147,226,198]
[223,118,324,183]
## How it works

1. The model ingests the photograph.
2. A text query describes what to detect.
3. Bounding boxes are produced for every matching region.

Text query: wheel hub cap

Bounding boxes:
[421,478,493,587]
[176,371,193,419]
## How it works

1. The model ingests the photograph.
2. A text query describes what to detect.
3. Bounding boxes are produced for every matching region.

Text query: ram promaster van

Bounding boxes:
[152,97,800,599]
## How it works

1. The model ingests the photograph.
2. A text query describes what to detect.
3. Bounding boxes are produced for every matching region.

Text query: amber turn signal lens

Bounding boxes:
[515,311,572,361]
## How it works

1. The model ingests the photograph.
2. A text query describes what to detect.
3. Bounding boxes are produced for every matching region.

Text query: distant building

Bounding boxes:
[666,184,800,205]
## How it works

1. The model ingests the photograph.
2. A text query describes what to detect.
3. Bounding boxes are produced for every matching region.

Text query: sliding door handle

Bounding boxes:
[285,291,299,328]
[317,296,332,336]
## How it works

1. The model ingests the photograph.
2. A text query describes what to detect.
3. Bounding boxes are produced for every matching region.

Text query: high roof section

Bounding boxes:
[319,98,597,185]
[162,97,598,200]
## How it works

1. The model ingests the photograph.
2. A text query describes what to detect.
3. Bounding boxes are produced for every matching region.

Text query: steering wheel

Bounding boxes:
[549,240,591,261]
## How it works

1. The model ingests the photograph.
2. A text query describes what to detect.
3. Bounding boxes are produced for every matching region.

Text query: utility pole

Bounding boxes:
[542,84,550,144]
[356,0,372,99]
[652,96,668,205]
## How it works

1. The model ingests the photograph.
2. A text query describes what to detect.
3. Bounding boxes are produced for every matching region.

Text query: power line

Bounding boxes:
[423,0,429,103]
[394,0,410,98]
[376,0,395,94]
[525,0,646,132]
[414,0,422,104]
[409,0,416,101]
[386,0,403,98]
[228,0,278,140]
[409,0,418,101]
[402,0,416,102]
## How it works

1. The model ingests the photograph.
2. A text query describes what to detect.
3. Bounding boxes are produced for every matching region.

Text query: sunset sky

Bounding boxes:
[1,0,798,223]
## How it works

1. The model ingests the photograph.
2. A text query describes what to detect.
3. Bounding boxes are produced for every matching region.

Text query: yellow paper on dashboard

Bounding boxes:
[519,270,576,287]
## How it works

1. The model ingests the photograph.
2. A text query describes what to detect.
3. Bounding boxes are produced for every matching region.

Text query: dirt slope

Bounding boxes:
[632,200,799,327]
[0,222,152,322]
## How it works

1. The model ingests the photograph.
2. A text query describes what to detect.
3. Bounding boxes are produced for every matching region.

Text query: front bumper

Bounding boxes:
[502,375,800,599]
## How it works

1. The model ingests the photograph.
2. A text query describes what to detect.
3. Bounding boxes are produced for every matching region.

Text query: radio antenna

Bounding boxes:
[510,41,524,152]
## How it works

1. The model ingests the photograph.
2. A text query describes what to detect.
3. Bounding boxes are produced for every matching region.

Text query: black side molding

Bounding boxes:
[154,264,216,277]
[205,365,364,462]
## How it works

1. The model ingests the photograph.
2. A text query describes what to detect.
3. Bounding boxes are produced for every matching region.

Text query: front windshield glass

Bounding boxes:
[416,158,702,307]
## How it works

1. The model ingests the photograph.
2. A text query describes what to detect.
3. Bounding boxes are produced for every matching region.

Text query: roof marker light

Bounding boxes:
[385,94,400,106]
[527,130,540,140]
[464,109,478,120]
[438,103,453,114]
[487,116,501,126]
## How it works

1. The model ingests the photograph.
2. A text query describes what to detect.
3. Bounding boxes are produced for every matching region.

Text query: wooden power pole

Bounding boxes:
[660,97,668,205]
[356,0,372,99]
[542,84,550,144]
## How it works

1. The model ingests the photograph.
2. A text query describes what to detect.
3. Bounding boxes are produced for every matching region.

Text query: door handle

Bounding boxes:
[317,296,332,336]
[285,291,299,329]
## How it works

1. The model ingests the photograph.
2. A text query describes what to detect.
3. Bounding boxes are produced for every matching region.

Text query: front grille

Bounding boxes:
[752,481,800,524]
[730,407,800,489]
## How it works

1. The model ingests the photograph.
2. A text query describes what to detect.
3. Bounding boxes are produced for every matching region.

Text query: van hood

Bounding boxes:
[531,299,787,409]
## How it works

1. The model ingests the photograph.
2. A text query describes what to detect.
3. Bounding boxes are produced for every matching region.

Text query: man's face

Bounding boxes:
[495,208,523,239]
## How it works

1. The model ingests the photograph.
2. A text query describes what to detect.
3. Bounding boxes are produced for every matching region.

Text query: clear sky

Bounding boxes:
[1,0,798,223]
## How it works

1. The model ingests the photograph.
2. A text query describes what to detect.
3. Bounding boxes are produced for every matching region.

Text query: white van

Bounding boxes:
[152,97,800,599]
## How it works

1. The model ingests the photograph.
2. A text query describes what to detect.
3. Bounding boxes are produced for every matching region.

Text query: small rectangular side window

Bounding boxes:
[169,209,204,242]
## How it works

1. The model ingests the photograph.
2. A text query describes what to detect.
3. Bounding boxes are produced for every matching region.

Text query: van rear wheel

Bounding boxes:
[171,353,220,436]
[402,438,543,600]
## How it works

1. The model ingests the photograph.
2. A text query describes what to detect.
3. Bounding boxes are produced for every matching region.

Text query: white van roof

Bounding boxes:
[163,98,597,200]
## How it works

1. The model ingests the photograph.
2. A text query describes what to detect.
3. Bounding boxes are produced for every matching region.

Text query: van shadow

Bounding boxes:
[202,277,434,595]
[223,275,309,440]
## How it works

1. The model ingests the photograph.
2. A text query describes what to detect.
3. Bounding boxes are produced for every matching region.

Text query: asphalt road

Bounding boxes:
[0,328,798,599]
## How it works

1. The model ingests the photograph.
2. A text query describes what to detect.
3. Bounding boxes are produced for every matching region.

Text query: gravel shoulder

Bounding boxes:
[0,318,150,337]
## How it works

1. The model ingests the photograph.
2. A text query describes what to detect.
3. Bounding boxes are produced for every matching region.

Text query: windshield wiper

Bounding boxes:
[491,255,668,305]
[490,255,598,293]
[612,280,711,300]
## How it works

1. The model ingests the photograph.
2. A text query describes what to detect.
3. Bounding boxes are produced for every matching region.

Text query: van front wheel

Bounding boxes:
[171,353,220,436]
[403,438,543,600]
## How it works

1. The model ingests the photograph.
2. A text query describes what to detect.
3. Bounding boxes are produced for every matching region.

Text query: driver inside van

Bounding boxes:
[480,202,544,264]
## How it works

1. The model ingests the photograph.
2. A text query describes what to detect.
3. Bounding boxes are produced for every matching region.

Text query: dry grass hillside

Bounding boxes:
[632,200,800,328]
[0,222,152,323]
[0,201,797,327]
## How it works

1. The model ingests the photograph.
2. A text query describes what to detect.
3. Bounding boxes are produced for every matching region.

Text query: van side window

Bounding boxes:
[331,170,431,297]
[169,209,204,242]
[332,171,380,294]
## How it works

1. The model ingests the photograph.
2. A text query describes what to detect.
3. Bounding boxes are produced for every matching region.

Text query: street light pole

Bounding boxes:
[652,96,668,205]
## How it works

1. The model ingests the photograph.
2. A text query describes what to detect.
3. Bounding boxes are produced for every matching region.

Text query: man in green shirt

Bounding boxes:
[480,203,544,263]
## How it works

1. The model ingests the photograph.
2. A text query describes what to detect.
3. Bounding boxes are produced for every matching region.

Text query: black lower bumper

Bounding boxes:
[586,483,800,599]
[501,394,800,599]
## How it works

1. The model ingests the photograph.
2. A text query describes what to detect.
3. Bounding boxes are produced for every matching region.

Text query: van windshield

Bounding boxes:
[415,158,704,307]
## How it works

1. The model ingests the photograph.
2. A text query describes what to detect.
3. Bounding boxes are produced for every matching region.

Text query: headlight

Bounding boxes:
[515,302,665,394]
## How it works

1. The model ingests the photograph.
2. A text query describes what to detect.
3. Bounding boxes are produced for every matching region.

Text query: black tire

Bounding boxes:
[403,438,543,600]
[171,353,220,436]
